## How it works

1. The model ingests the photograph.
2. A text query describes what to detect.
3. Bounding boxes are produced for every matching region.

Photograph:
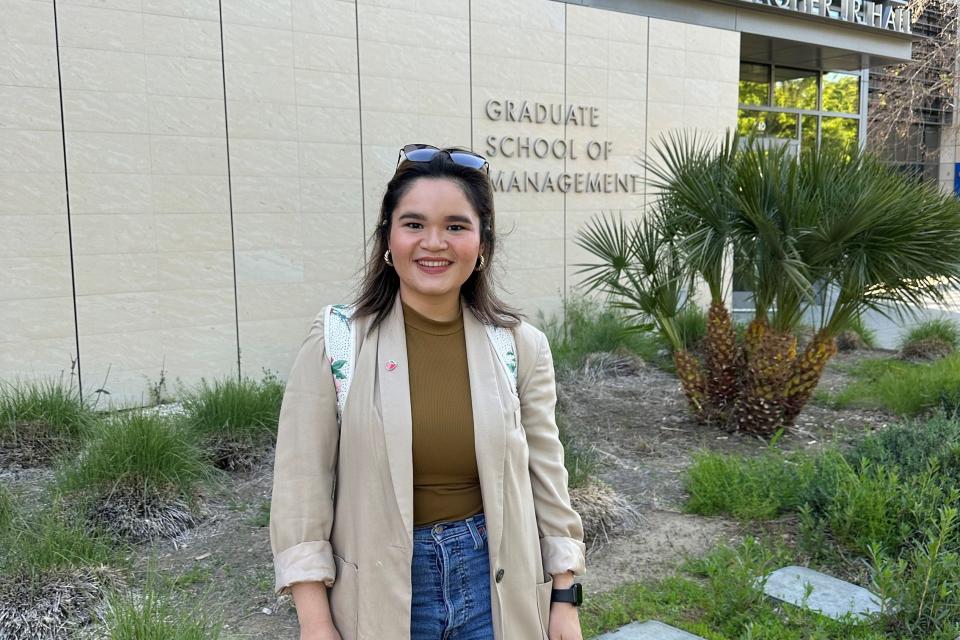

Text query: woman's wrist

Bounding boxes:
[551,570,575,589]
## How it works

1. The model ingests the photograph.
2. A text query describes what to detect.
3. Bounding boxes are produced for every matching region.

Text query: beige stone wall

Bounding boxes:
[0,0,739,407]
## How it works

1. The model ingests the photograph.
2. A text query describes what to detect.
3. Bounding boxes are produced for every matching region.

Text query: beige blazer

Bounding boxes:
[270,291,586,640]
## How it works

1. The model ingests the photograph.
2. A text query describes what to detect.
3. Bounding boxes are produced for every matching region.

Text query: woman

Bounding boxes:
[270,144,586,640]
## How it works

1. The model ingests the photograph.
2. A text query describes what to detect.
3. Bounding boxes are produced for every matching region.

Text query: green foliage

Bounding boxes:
[557,411,599,490]
[104,568,223,640]
[58,412,218,504]
[674,304,708,351]
[0,484,11,531]
[180,372,284,441]
[828,354,960,416]
[871,507,960,640]
[901,318,960,351]
[538,295,666,373]
[848,415,960,485]
[0,377,94,443]
[580,538,888,639]
[0,498,118,582]
[684,449,817,519]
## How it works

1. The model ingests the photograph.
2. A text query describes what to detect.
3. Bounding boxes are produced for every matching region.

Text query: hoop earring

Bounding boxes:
[475,254,486,272]
[384,249,393,267]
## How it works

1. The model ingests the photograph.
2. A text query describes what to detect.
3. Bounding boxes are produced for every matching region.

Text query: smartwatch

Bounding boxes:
[550,582,583,606]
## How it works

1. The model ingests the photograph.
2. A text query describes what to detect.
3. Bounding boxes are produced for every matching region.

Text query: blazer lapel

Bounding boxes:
[462,298,508,559]
[377,294,414,542]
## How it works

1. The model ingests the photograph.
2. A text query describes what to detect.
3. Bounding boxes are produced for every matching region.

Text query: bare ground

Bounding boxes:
[0,349,896,638]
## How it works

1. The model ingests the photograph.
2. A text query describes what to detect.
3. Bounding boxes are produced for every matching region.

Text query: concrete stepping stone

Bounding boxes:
[595,620,706,639]
[763,566,882,621]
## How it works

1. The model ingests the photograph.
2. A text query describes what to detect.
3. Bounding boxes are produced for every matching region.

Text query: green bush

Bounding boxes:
[58,412,217,504]
[871,507,960,640]
[829,354,960,416]
[838,313,878,349]
[104,571,223,640]
[685,449,817,520]
[0,499,118,582]
[0,377,95,461]
[847,415,960,485]
[180,372,284,442]
[901,318,960,351]
[674,304,708,352]
[0,484,11,531]
[538,295,665,373]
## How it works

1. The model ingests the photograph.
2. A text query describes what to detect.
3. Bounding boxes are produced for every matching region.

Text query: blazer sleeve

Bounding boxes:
[516,324,587,577]
[270,311,340,595]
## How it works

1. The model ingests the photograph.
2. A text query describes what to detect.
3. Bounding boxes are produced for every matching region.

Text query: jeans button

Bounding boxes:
[495,568,504,583]
[433,525,444,535]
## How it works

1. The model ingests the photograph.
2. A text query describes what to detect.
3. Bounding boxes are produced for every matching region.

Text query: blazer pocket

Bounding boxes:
[330,554,359,639]
[535,573,554,639]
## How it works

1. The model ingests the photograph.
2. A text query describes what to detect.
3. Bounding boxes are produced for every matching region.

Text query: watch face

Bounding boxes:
[572,582,583,606]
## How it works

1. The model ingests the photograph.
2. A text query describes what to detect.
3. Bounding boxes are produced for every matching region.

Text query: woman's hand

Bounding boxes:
[548,602,583,640]
[300,621,342,640]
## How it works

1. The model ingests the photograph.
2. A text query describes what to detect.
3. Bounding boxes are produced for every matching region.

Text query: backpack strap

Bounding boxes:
[486,324,518,396]
[323,303,356,425]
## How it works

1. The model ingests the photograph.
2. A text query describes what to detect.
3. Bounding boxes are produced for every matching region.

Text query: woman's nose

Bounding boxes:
[421,228,448,248]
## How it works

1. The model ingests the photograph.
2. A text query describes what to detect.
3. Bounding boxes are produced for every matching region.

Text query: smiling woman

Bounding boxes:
[269,145,587,640]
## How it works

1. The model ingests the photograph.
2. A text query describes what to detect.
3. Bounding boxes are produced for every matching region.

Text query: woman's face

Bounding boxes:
[388,177,484,313]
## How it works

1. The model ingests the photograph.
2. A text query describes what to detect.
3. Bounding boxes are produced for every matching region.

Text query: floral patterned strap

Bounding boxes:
[486,324,518,396]
[323,303,355,424]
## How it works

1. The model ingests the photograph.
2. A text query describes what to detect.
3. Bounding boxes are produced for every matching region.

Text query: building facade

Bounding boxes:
[0,0,912,406]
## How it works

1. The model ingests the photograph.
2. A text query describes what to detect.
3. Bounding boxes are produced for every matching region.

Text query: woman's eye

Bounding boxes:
[448,225,464,231]
[405,222,422,229]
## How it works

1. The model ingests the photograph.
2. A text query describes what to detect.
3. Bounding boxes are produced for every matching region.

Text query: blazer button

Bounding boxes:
[495,568,504,583]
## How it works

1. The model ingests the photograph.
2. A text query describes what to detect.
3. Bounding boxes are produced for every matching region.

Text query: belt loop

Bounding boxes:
[465,516,484,551]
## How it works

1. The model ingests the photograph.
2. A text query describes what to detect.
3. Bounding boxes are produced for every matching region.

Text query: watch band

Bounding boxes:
[550,582,583,606]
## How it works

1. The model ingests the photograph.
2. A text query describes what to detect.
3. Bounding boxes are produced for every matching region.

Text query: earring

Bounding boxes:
[384,249,393,266]
[475,254,485,271]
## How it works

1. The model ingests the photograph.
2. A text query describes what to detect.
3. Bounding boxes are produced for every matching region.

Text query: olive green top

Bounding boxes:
[402,300,483,526]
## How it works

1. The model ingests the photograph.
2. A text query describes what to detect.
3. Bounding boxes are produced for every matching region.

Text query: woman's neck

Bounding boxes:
[398,290,461,323]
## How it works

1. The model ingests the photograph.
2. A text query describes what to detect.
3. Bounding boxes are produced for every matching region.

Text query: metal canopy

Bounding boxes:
[740,32,905,70]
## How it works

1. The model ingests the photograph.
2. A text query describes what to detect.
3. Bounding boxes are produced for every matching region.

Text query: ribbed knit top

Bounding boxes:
[401,300,483,526]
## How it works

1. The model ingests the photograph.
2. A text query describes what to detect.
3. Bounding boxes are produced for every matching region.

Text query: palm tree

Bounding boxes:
[576,131,960,434]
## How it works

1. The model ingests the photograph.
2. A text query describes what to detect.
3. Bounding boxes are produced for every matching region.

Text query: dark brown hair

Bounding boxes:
[351,147,522,333]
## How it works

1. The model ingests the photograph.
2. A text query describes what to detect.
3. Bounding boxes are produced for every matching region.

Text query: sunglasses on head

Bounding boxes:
[397,143,489,174]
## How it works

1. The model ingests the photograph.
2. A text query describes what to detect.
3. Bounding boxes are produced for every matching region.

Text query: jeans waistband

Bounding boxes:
[413,512,486,547]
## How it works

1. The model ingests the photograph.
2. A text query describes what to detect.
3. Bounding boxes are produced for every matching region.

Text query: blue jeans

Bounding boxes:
[410,512,494,640]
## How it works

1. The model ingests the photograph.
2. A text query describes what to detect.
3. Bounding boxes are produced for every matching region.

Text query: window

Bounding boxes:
[774,67,818,110]
[822,72,860,114]
[739,62,770,106]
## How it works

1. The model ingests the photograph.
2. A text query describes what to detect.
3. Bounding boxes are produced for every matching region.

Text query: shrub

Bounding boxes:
[59,412,217,505]
[836,314,878,351]
[103,570,223,640]
[871,507,960,640]
[180,372,284,470]
[538,295,665,374]
[901,318,960,352]
[831,354,960,416]
[685,448,817,520]
[0,483,11,531]
[0,498,118,581]
[674,304,708,352]
[847,415,960,485]
[0,377,95,466]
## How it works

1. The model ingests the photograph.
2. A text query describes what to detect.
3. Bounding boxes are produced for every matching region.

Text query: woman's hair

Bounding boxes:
[351,148,522,333]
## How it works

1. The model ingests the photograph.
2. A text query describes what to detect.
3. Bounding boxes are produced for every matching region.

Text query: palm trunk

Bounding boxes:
[704,301,738,421]
[783,330,838,426]
[673,349,709,424]
[735,326,798,435]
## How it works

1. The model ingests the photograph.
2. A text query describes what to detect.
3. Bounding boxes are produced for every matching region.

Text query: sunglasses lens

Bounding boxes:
[404,148,441,162]
[448,152,487,170]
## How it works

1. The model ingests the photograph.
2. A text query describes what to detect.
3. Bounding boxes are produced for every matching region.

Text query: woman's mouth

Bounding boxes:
[415,259,452,274]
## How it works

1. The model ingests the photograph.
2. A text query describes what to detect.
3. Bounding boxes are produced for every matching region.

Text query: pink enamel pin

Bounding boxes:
[385,360,398,372]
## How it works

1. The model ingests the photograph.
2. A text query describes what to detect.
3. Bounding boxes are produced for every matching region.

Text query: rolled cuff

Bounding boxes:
[274,540,337,595]
[540,536,587,577]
